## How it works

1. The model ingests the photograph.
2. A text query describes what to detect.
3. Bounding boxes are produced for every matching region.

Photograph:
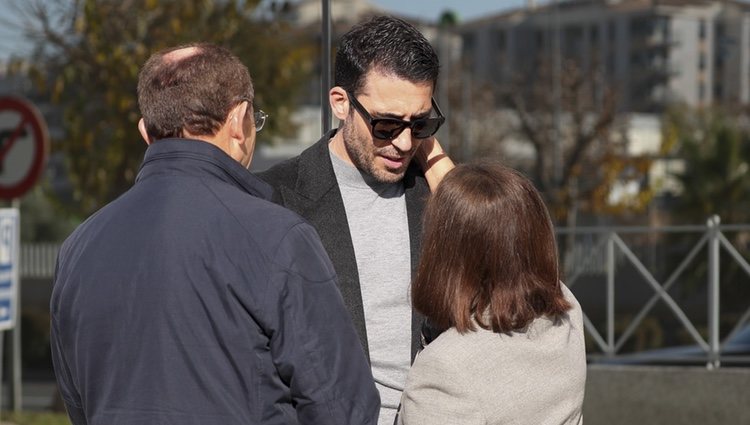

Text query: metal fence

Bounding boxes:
[19,243,58,278]
[19,215,750,368]
[561,215,750,369]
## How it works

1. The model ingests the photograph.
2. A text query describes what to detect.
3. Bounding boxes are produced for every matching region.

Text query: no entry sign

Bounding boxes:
[0,96,49,200]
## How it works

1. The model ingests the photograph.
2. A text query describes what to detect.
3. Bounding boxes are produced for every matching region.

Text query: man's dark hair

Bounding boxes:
[137,43,253,140]
[334,15,439,95]
[412,162,571,334]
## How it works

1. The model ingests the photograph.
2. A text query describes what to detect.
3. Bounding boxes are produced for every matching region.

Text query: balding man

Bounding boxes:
[50,43,379,425]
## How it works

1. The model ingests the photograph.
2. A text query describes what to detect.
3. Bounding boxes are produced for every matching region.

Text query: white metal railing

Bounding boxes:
[19,216,750,368]
[559,215,750,369]
[19,243,58,278]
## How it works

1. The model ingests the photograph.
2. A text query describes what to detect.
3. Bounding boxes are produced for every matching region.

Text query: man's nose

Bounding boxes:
[391,128,414,153]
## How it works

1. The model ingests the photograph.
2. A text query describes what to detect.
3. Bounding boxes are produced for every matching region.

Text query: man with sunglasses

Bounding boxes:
[258,16,454,425]
[50,43,379,425]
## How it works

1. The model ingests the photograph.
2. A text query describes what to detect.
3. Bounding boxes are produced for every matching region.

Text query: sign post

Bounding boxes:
[0,96,49,411]
[0,209,19,411]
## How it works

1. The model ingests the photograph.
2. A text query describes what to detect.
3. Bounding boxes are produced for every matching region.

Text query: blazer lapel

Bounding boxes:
[273,133,430,362]
[282,135,370,359]
[404,163,430,361]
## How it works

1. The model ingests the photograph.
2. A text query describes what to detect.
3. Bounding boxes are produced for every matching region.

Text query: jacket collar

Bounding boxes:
[294,129,339,201]
[136,138,274,201]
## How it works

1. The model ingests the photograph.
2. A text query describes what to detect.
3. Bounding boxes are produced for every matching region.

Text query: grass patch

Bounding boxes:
[0,412,70,425]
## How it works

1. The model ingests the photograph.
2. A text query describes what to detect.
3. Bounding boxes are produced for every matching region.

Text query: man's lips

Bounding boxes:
[380,154,407,169]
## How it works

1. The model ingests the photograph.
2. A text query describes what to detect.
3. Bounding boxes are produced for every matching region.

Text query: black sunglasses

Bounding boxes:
[346,91,445,140]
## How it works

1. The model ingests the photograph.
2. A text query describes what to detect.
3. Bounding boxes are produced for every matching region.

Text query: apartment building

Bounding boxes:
[459,0,750,112]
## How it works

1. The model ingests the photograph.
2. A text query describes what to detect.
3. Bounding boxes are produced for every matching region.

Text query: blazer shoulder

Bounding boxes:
[256,135,330,190]
[256,155,301,189]
[415,329,469,369]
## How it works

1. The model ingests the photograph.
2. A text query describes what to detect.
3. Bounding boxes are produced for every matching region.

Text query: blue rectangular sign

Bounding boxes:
[0,299,11,323]
[0,209,19,331]
[0,264,11,289]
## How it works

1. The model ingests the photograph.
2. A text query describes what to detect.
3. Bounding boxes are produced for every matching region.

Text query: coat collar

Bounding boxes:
[294,129,340,201]
[137,138,274,201]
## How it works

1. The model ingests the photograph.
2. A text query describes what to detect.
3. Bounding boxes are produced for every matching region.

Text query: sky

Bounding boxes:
[370,0,533,22]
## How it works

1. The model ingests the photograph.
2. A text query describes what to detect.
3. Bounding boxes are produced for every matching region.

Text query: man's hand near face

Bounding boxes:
[416,137,455,191]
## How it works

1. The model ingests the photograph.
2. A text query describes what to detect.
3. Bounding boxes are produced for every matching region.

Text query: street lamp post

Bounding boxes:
[321,0,332,134]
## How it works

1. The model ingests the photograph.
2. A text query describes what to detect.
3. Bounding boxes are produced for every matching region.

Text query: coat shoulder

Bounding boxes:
[256,155,301,189]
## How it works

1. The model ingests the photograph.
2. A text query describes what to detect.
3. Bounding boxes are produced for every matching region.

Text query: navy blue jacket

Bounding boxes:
[50,139,380,425]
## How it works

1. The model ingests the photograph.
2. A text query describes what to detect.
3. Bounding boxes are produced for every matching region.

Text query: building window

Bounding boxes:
[463,34,475,52]
[658,16,670,41]
[698,53,706,70]
[591,25,599,45]
[497,30,506,50]
[699,19,706,39]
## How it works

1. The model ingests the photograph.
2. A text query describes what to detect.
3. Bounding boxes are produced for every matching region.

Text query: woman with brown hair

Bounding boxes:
[397,162,586,425]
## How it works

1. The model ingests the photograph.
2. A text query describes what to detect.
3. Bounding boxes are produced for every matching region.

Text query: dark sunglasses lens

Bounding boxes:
[412,118,442,138]
[371,117,444,140]
[372,120,408,139]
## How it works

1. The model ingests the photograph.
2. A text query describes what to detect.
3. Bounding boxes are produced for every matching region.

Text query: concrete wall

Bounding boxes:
[584,365,750,425]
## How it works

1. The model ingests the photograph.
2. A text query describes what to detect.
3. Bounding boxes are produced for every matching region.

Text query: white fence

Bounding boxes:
[561,216,750,368]
[19,215,750,368]
[19,243,58,278]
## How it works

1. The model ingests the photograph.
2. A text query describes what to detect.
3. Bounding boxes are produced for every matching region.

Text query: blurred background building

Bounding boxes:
[460,0,750,111]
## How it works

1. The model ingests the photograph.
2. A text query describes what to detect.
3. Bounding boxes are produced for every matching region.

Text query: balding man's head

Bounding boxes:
[162,46,201,63]
[137,43,254,141]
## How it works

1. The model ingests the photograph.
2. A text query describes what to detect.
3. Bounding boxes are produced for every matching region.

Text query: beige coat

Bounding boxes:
[398,285,586,425]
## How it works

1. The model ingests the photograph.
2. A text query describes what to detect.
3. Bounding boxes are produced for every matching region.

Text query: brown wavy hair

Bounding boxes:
[412,162,571,334]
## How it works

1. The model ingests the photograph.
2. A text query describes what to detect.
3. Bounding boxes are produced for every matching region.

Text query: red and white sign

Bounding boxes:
[0,96,49,200]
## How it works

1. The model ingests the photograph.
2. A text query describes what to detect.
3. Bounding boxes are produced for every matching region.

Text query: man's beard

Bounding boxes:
[341,121,410,184]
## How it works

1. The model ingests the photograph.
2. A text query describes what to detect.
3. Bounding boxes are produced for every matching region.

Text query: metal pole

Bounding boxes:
[10,198,20,411]
[321,0,332,134]
[607,232,615,356]
[437,25,451,153]
[553,0,563,184]
[707,215,720,369]
[0,331,4,410]
[461,73,472,161]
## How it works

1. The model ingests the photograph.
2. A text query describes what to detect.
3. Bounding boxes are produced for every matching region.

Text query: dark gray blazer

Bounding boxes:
[257,130,430,361]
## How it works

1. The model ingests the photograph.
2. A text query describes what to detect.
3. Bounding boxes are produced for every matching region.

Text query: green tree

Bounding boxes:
[663,105,750,325]
[11,0,313,217]
[499,59,661,226]
[16,187,79,242]
[666,105,750,223]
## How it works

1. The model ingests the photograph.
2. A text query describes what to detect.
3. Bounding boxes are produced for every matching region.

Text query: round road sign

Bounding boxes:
[0,96,49,200]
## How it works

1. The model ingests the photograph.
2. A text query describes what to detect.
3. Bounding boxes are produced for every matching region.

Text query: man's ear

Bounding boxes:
[330,87,349,121]
[138,118,153,145]
[228,101,249,142]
